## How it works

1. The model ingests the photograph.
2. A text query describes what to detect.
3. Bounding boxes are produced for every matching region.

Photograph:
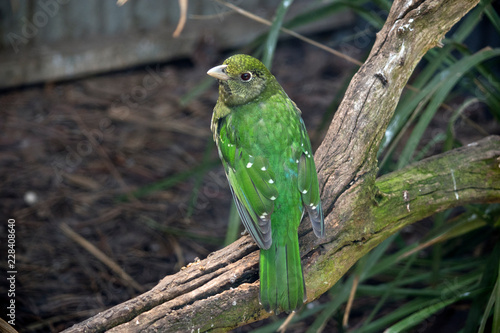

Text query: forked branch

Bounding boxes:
[63,0,500,332]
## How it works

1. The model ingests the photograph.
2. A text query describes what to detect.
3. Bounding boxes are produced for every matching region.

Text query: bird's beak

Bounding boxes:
[207,65,230,81]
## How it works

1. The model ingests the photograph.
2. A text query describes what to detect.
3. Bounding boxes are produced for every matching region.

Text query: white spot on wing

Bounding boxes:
[268,179,274,184]
[246,162,253,168]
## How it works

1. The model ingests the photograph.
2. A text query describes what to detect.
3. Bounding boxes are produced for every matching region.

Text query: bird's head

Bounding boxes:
[207,54,276,106]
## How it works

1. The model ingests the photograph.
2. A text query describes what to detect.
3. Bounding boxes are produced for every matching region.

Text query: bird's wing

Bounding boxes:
[297,118,325,238]
[216,119,278,250]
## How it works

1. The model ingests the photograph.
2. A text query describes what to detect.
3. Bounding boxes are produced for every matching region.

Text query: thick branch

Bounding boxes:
[316,0,482,213]
[64,137,500,333]
[374,136,500,234]
[62,0,492,332]
[306,135,500,300]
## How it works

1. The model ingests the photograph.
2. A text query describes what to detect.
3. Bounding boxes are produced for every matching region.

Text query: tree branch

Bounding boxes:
[62,0,500,332]
[306,135,500,301]
[64,137,500,333]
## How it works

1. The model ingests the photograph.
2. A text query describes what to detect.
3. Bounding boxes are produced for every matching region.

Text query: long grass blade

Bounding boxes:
[306,278,355,333]
[379,2,490,168]
[262,0,295,69]
[397,48,500,168]
[252,302,329,333]
[224,201,241,246]
[494,261,500,333]
[485,3,500,35]
[465,244,500,331]
[361,254,417,328]
[384,292,472,333]
[443,98,480,151]
[478,278,498,333]
[356,298,442,333]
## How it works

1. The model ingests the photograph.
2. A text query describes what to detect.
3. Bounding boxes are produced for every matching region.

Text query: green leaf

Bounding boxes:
[262,0,295,69]
[421,210,488,248]
[443,98,480,151]
[478,277,499,333]
[413,131,446,161]
[494,262,500,333]
[224,201,241,246]
[356,298,442,333]
[361,254,418,328]
[360,233,398,280]
[252,301,329,333]
[378,3,491,169]
[379,76,443,170]
[465,244,500,331]
[306,279,354,333]
[478,244,500,333]
[485,3,500,35]
[397,48,500,168]
[385,293,471,333]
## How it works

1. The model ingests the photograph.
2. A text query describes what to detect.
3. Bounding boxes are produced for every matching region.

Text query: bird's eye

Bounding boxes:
[240,72,252,81]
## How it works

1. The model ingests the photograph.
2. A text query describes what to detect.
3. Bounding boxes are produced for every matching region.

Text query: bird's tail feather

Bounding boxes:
[259,239,305,313]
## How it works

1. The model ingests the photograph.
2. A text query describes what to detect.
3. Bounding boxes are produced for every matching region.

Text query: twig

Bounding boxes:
[215,0,491,139]
[214,0,363,66]
[0,318,18,333]
[59,223,146,293]
[173,0,188,38]
[278,311,296,333]
[343,275,359,328]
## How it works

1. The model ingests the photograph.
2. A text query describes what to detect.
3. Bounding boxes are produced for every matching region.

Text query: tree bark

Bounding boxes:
[63,0,500,332]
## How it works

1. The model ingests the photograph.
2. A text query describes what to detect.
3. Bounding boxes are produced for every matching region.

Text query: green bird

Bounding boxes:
[207,54,324,313]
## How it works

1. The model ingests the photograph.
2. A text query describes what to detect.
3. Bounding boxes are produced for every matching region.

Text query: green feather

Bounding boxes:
[209,54,324,313]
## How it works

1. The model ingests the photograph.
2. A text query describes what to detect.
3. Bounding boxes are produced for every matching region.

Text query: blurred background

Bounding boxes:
[0,0,499,332]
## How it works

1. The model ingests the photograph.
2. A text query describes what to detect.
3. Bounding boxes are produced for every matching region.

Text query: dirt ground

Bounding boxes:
[1,38,363,332]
